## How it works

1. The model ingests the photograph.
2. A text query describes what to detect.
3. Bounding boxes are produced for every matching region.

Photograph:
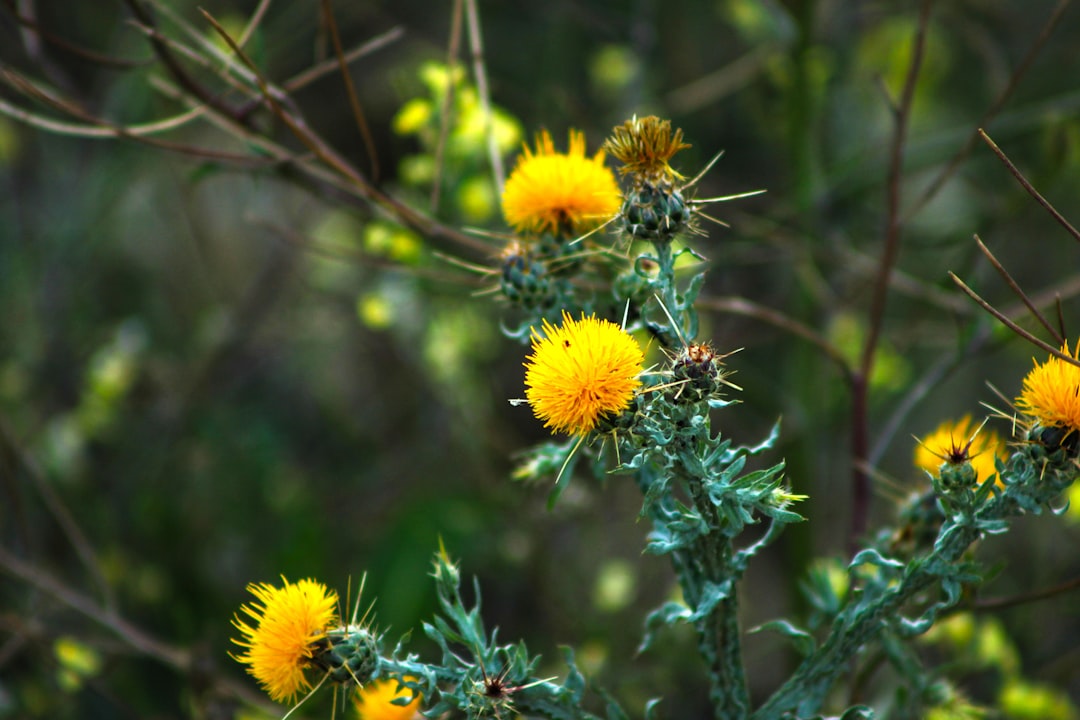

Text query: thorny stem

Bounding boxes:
[752,524,980,719]
[648,243,749,719]
[633,465,749,720]
[853,0,934,551]
[653,241,680,336]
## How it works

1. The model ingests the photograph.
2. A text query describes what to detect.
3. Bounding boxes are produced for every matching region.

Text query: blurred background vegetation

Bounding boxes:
[2,0,1080,717]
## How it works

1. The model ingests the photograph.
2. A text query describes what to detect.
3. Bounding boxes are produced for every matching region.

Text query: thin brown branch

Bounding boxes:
[979,128,1080,243]
[972,573,1080,612]
[235,0,272,49]
[853,0,935,549]
[0,546,189,670]
[199,9,365,184]
[698,295,855,385]
[0,418,113,610]
[862,0,933,378]
[464,0,505,194]
[844,247,973,315]
[432,0,464,214]
[974,233,1063,344]
[905,0,1071,221]
[1000,274,1080,324]
[2,0,150,69]
[121,0,245,125]
[319,0,379,181]
[282,26,404,93]
[125,9,281,107]
[950,272,1080,368]
[149,72,494,255]
[122,7,487,257]
[0,67,274,165]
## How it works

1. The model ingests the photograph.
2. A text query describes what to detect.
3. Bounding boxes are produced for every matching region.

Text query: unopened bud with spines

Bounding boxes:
[500,241,551,309]
[310,625,380,686]
[672,342,727,402]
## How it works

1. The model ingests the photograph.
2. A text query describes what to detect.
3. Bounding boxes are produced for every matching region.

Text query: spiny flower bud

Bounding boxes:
[605,116,693,246]
[935,460,978,492]
[671,342,726,402]
[621,183,690,244]
[1028,423,1080,455]
[310,625,380,686]
[500,241,551,309]
[1022,422,1080,472]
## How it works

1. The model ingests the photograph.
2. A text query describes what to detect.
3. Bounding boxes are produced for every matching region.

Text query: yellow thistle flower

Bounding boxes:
[524,311,644,435]
[914,415,1007,485]
[603,115,691,185]
[231,577,338,703]
[501,129,621,236]
[1016,339,1080,434]
[354,677,423,720]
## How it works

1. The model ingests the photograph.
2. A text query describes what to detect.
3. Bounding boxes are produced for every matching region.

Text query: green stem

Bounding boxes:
[648,240,749,718]
[751,524,979,719]
[652,241,681,338]
[683,469,748,719]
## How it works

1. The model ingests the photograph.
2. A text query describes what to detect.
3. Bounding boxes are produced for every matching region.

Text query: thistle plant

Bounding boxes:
[5,4,1080,720]
[224,116,1080,719]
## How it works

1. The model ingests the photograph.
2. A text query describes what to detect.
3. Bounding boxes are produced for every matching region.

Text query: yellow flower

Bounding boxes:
[914,415,1007,484]
[231,577,338,703]
[1016,339,1080,434]
[501,129,621,236]
[524,311,644,435]
[354,677,423,720]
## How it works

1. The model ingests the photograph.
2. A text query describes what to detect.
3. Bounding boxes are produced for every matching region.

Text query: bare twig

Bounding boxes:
[2,0,150,69]
[974,234,1063,344]
[283,26,404,93]
[319,0,379,180]
[0,418,113,610]
[0,546,188,669]
[972,573,1080,612]
[149,74,491,255]
[431,0,464,213]
[0,66,272,164]
[199,10,376,190]
[235,0,272,49]
[853,0,935,548]
[698,296,854,385]
[905,0,1072,221]
[121,0,245,124]
[950,272,1080,367]
[979,128,1080,243]
[464,0,505,195]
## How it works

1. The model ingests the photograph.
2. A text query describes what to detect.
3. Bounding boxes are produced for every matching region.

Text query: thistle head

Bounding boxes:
[603,115,690,187]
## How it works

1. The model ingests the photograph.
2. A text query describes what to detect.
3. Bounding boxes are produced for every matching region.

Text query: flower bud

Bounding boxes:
[311,625,380,686]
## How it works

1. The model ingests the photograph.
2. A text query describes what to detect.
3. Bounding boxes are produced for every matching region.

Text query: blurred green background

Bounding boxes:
[2,1,1080,717]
